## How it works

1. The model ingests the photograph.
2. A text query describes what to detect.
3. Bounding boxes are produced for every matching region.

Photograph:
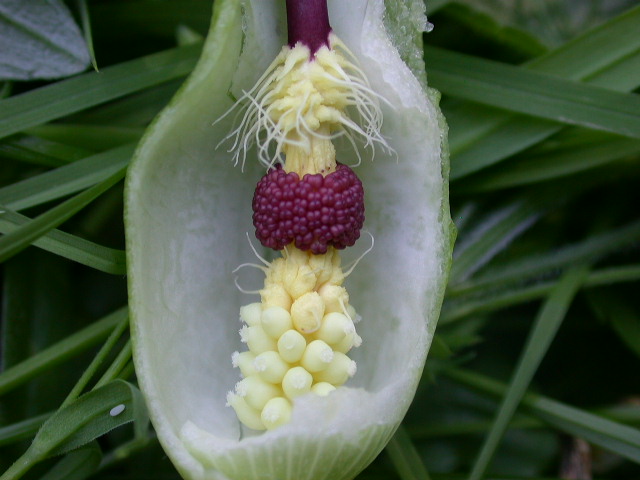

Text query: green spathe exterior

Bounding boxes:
[125,1,453,479]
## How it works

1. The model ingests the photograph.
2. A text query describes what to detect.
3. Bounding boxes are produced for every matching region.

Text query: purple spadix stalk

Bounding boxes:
[286,0,332,54]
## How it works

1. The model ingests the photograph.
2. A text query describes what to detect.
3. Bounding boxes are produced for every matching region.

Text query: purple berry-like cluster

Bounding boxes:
[252,164,365,254]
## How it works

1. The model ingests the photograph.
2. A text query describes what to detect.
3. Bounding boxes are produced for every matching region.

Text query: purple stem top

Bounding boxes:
[286,0,332,55]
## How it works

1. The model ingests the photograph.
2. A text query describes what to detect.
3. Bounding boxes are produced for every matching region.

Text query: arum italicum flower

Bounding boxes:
[125,0,453,478]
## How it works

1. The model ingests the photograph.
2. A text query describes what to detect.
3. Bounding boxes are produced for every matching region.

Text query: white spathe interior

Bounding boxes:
[126,1,447,479]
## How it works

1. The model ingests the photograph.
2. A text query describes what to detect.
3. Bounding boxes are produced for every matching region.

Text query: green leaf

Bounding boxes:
[447,4,640,178]
[2,381,148,480]
[438,3,548,57]
[587,290,640,358]
[68,79,182,127]
[39,443,101,480]
[0,0,89,81]
[0,166,126,263]
[93,341,132,390]
[0,253,77,422]
[0,307,127,396]
[450,201,542,283]
[0,412,50,447]
[442,264,640,323]
[467,265,588,480]
[447,368,640,465]
[27,124,143,151]
[0,43,200,141]
[426,47,640,139]
[61,314,130,408]
[0,134,91,167]
[0,209,126,274]
[76,0,98,73]
[0,143,134,211]
[458,131,640,191]
[449,219,640,297]
[45,380,148,456]
[386,425,432,480]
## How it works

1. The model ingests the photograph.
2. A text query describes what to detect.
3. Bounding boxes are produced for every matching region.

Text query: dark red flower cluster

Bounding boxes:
[252,164,364,254]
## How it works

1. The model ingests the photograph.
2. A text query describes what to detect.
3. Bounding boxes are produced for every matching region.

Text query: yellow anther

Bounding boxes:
[254,351,289,384]
[236,375,282,411]
[226,393,265,431]
[311,382,336,397]
[315,312,354,345]
[261,306,293,339]
[261,397,292,430]
[283,264,316,299]
[309,249,340,287]
[291,291,325,333]
[282,366,313,399]
[300,339,334,372]
[315,250,344,287]
[242,325,277,354]
[260,284,292,311]
[232,351,258,377]
[277,329,307,363]
[239,302,262,326]
[313,352,357,386]
[318,284,349,313]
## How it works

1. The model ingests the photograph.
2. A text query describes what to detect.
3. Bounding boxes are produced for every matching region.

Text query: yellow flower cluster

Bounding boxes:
[228,248,361,430]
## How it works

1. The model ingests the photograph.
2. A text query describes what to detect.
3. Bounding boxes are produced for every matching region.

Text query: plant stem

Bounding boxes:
[285,0,331,54]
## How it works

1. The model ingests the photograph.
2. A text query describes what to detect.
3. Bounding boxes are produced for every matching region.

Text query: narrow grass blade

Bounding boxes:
[587,290,640,358]
[76,0,98,72]
[94,341,132,390]
[28,124,143,150]
[0,43,200,141]
[528,6,640,79]
[0,412,50,447]
[426,47,640,138]
[449,219,640,297]
[588,49,640,91]
[0,143,134,211]
[0,167,126,263]
[442,263,640,323]
[1,381,147,480]
[0,134,91,167]
[39,443,101,480]
[408,416,543,440]
[446,5,640,178]
[0,209,126,274]
[0,307,127,396]
[386,425,431,480]
[446,368,640,465]
[61,314,129,408]
[468,265,588,480]
[460,134,640,192]
[69,79,181,126]
[451,201,541,283]
[46,381,148,456]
